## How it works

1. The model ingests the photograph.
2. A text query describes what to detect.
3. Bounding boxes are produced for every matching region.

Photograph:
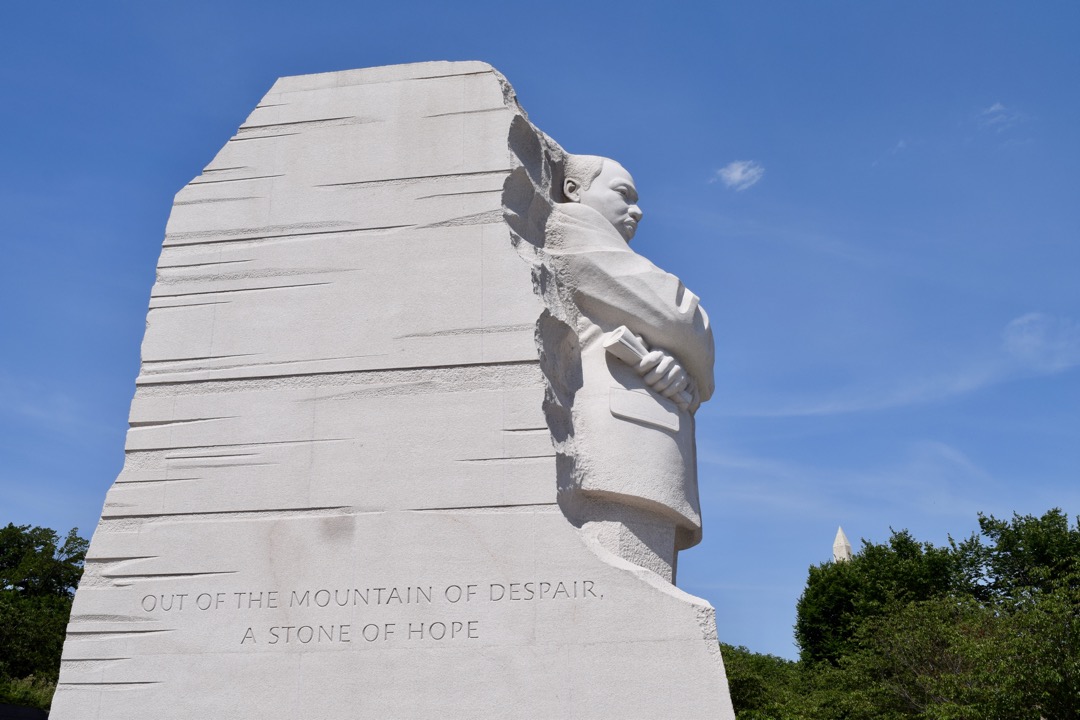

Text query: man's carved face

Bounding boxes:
[565,159,643,242]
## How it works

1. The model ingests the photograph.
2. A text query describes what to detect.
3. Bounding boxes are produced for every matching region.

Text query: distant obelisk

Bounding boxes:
[832,526,853,562]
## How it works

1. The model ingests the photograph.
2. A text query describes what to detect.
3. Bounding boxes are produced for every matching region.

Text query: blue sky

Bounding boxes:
[2,2,1078,659]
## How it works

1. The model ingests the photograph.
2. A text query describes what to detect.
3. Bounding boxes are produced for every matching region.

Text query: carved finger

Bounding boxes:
[688,381,701,411]
[654,363,684,393]
[653,373,674,393]
[663,373,689,397]
[635,350,664,375]
[644,355,674,385]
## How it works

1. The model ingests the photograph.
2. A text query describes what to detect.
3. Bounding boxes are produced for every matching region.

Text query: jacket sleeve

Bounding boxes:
[553,242,715,401]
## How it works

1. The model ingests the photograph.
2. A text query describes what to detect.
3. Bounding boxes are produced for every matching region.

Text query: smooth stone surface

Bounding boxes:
[51,61,734,719]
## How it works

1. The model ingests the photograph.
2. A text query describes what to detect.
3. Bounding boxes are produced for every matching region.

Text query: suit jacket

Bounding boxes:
[543,202,715,548]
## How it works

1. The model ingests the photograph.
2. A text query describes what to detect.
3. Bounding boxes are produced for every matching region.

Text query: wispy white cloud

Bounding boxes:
[901,440,994,487]
[697,439,998,526]
[854,440,1002,520]
[722,364,1000,418]
[1002,312,1080,373]
[977,102,1024,132]
[871,138,911,168]
[674,207,885,267]
[697,448,845,515]
[722,313,1080,419]
[711,160,765,191]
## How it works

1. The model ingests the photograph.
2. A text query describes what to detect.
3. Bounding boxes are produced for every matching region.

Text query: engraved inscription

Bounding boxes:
[136,579,602,649]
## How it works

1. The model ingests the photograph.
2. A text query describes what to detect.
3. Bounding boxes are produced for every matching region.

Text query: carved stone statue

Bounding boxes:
[52,65,735,719]
[505,129,715,582]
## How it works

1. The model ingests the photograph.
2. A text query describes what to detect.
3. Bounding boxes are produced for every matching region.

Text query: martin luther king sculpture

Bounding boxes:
[505,136,714,584]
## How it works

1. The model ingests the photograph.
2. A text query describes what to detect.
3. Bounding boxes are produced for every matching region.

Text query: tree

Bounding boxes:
[783,509,1080,719]
[0,523,87,708]
[845,596,1029,719]
[722,643,802,716]
[795,529,963,665]
[1007,572,1080,719]
[976,508,1080,598]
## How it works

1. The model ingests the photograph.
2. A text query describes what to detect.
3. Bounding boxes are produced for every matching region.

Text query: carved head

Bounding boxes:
[562,155,643,242]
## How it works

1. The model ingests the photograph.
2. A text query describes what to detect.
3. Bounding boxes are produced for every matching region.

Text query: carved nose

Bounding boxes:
[629,205,643,222]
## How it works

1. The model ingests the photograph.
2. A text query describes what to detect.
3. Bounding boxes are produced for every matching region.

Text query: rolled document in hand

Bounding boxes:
[603,326,694,408]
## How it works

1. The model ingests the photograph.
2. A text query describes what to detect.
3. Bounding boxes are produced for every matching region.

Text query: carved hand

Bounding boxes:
[602,326,699,412]
[636,350,696,411]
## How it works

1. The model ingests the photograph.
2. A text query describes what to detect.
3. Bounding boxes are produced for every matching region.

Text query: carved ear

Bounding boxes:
[563,177,581,202]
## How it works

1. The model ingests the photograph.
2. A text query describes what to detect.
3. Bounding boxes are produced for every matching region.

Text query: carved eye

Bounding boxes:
[616,187,629,198]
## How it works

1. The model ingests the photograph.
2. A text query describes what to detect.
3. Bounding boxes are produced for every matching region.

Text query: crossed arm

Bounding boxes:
[548,205,714,410]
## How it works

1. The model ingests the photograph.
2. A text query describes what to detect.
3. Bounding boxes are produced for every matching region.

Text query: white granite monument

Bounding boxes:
[52,61,735,719]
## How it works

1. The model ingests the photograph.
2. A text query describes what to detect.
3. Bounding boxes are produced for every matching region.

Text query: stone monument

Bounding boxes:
[52,61,735,719]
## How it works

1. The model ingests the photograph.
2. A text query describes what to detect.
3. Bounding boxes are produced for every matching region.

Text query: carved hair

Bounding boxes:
[562,154,606,197]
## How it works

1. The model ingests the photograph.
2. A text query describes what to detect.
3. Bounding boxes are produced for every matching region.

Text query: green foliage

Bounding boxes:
[0,675,57,713]
[0,592,77,682]
[722,644,801,716]
[0,524,87,597]
[977,508,1080,598]
[722,642,882,720]
[0,523,87,710]
[736,509,1080,719]
[845,596,1029,719]
[1006,571,1080,719]
[792,558,860,665]
[795,529,961,664]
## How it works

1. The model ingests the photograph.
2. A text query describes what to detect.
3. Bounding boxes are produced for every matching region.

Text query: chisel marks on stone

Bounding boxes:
[228,133,301,142]
[317,169,508,190]
[100,571,237,581]
[151,281,330,299]
[416,188,503,200]
[142,353,255,364]
[133,360,543,397]
[157,259,254,270]
[238,116,381,133]
[128,417,234,429]
[148,300,230,309]
[57,681,161,688]
[454,454,555,463]
[60,658,133,671]
[396,323,533,339]
[188,174,284,186]
[411,503,560,514]
[113,476,202,485]
[99,506,353,522]
[155,267,339,285]
[423,107,506,118]
[65,628,173,638]
[421,209,504,228]
[173,196,262,206]
[163,223,411,248]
